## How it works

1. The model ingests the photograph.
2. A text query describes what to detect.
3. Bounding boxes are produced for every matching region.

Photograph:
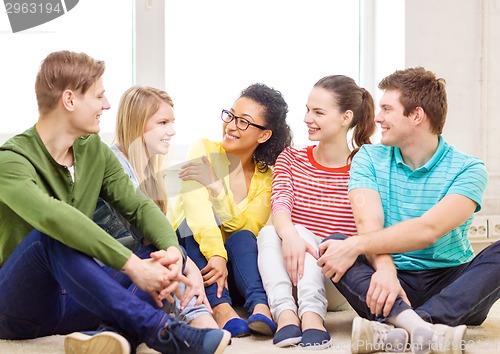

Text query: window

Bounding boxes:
[0,0,134,140]
[164,1,361,147]
[1,1,405,148]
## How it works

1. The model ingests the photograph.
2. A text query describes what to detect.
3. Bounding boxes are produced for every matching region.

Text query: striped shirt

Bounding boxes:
[271,145,357,238]
[349,136,488,271]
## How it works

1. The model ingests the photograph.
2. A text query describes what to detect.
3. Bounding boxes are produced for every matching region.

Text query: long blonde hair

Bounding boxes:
[115,86,173,214]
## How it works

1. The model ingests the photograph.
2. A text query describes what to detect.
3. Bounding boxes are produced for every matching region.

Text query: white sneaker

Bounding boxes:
[64,331,130,354]
[351,316,409,354]
[411,324,467,354]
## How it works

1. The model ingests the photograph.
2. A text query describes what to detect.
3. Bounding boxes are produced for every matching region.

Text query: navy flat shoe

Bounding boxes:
[247,313,277,336]
[299,328,332,350]
[273,324,302,347]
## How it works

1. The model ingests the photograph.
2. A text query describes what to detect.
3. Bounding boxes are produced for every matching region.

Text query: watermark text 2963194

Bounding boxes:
[3,0,79,33]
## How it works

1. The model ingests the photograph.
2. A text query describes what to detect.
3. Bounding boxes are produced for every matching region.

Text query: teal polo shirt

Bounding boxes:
[348,136,488,271]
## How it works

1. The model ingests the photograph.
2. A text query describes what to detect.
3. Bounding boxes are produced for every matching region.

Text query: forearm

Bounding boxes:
[206,180,224,199]
[272,210,297,241]
[367,254,397,274]
[349,189,477,258]
[354,217,439,256]
[180,179,227,259]
[2,175,132,270]
[192,227,227,261]
[183,256,198,276]
[210,187,241,226]
[353,210,395,270]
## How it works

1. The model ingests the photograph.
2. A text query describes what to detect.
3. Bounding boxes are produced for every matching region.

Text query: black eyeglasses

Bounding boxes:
[221,109,268,131]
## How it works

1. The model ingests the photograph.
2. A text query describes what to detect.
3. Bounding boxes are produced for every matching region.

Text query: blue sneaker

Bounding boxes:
[247,314,277,336]
[153,317,231,354]
[64,330,131,354]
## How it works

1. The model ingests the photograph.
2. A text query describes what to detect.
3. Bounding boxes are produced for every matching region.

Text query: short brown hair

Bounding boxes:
[378,67,447,134]
[35,51,105,115]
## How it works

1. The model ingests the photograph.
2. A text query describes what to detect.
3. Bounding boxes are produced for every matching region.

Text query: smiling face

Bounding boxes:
[222,97,270,156]
[71,77,110,135]
[143,101,176,156]
[304,87,347,143]
[375,89,413,146]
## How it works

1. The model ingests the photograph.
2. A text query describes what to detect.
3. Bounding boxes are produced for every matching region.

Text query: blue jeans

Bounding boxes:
[177,222,268,314]
[0,229,170,346]
[93,197,143,252]
[92,198,210,323]
[323,233,500,326]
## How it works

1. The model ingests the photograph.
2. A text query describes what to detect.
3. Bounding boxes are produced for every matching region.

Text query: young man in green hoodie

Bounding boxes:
[0,50,230,354]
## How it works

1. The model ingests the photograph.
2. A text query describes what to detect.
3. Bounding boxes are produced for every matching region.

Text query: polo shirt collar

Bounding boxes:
[394,136,445,173]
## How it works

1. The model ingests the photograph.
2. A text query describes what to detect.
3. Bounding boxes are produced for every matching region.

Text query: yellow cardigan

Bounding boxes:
[173,139,272,261]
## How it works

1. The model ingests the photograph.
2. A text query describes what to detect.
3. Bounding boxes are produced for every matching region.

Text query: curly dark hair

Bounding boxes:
[239,83,293,172]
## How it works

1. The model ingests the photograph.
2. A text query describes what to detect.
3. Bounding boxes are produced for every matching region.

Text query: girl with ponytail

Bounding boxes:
[257,75,376,349]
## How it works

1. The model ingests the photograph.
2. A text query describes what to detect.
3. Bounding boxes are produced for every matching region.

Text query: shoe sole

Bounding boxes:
[351,317,363,354]
[232,330,251,338]
[213,330,232,354]
[248,320,274,336]
[448,325,467,354]
[64,331,130,354]
[274,335,302,348]
[299,337,333,350]
[411,324,467,354]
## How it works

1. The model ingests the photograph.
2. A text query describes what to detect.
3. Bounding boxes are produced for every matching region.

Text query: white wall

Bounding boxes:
[405,0,500,215]
[161,1,361,149]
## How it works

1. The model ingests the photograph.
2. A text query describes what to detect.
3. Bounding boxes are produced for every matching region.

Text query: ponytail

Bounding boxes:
[314,76,376,164]
[348,88,376,163]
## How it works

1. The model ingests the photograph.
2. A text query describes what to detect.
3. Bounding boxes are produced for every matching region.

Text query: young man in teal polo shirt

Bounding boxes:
[0,50,230,354]
[317,67,498,354]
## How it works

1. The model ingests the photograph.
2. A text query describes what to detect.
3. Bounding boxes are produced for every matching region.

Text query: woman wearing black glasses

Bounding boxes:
[173,83,292,338]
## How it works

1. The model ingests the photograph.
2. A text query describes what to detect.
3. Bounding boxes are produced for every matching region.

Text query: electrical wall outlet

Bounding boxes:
[487,215,500,239]
[468,216,488,239]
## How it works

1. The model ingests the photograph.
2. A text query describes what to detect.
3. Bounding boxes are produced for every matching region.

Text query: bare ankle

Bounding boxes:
[252,304,272,319]
[213,303,239,328]
[189,314,219,329]
[301,311,325,331]
[277,309,300,331]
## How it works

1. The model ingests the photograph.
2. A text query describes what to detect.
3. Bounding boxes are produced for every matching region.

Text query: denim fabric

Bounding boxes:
[322,233,500,326]
[93,198,143,252]
[177,220,268,315]
[93,199,210,324]
[91,144,145,251]
[0,229,168,347]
